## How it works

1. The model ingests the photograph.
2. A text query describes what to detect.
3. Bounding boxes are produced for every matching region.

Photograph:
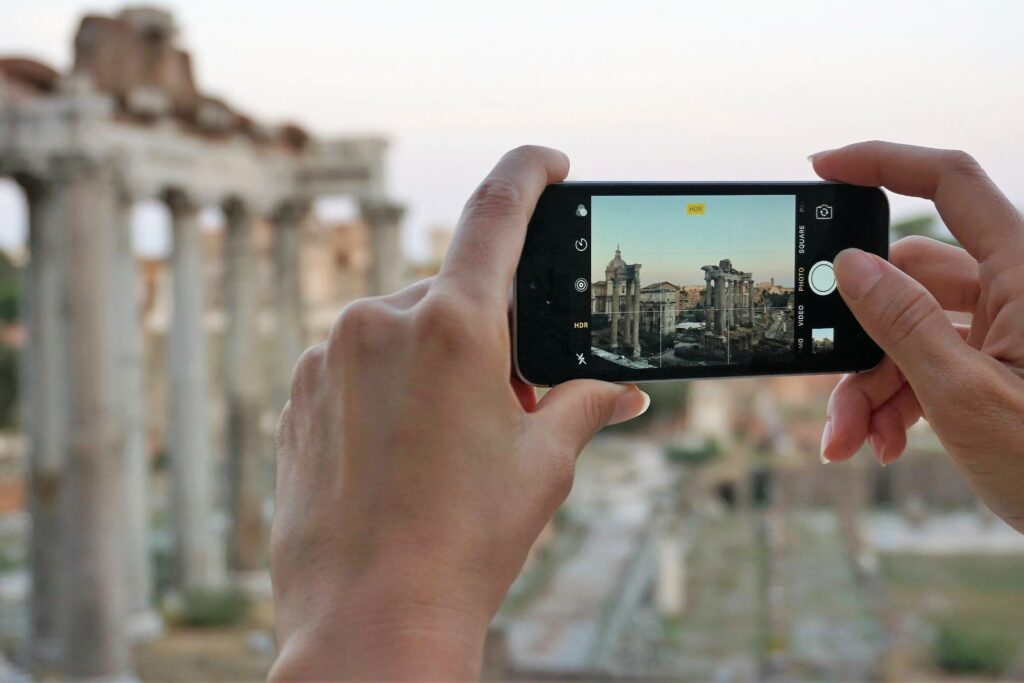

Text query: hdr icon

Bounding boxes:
[573,321,589,329]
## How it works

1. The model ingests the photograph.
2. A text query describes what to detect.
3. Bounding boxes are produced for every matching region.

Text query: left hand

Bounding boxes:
[268,146,650,681]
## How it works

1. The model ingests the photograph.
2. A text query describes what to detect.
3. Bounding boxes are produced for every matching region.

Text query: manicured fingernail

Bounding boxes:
[833,248,884,301]
[610,388,650,424]
[819,419,832,464]
[636,390,651,417]
[868,434,887,467]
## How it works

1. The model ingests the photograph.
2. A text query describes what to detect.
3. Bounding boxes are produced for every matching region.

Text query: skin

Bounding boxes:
[269,146,650,681]
[271,141,1024,680]
[815,142,1024,533]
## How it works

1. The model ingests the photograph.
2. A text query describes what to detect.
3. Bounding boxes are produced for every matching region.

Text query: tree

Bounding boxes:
[892,213,959,246]
[0,251,19,323]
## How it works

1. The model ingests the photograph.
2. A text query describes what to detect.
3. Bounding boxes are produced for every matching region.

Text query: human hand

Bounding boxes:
[813,141,1024,531]
[268,146,650,681]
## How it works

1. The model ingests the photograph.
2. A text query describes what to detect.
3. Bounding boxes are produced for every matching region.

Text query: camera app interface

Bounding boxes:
[589,195,797,370]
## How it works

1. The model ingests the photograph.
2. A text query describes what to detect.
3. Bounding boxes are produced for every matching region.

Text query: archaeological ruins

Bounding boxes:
[0,6,403,677]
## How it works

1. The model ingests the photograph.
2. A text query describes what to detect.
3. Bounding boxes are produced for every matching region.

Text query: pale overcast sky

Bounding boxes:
[1,0,1022,259]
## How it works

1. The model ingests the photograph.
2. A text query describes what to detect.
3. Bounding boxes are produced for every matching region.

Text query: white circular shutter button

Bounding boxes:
[809,260,837,296]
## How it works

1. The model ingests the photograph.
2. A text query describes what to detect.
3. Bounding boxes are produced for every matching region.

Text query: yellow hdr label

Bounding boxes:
[687,202,706,215]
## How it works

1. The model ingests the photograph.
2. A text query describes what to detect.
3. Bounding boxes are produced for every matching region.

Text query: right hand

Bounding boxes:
[812,141,1024,532]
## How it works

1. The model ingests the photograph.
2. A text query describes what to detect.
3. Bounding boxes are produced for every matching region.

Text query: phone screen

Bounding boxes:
[515,182,889,386]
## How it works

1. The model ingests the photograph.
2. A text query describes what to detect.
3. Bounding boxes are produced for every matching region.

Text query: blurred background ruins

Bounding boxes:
[0,2,1023,681]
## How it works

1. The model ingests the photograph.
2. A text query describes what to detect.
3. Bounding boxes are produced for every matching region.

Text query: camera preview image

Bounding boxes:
[590,195,796,369]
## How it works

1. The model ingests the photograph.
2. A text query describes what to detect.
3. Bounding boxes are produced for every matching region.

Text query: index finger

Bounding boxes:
[810,141,1024,262]
[440,145,569,306]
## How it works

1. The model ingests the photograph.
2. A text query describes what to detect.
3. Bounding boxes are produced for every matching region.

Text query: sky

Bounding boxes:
[1,0,1023,260]
[591,195,794,287]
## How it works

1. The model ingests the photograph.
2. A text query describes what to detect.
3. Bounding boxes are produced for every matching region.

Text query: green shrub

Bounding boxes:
[664,438,720,467]
[171,587,252,628]
[0,344,18,429]
[932,619,1016,676]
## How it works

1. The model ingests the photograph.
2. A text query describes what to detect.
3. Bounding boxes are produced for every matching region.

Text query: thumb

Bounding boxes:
[834,248,966,391]
[530,380,650,454]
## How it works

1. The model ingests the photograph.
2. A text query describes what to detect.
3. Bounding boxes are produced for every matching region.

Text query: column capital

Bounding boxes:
[222,196,252,226]
[359,197,405,225]
[272,198,311,227]
[162,188,200,218]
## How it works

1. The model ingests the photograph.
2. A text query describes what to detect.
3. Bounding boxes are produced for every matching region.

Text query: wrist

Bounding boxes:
[270,579,491,681]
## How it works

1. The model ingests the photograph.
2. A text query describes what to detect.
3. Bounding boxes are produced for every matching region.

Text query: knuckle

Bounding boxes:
[944,149,983,178]
[463,177,524,220]
[413,292,477,352]
[505,144,545,161]
[328,299,397,357]
[981,260,1024,312]
[288,343,326,404]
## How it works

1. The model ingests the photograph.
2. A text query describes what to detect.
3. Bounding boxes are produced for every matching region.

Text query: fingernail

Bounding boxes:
[868,434,887,467]
[833,248,884,301]
[819,419,832,464]
[807,149,834,162]
[610,388,650,424]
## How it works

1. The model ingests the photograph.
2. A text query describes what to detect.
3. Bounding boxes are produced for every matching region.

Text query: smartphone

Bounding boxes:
[514,182,889,386]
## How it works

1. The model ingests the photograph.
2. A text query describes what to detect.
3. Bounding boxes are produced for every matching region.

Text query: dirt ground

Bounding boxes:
[134,600,276,683]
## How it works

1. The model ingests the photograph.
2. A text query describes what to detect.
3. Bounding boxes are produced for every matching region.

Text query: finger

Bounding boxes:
[825,323,971,465]
[867,383,920,466]
[833,248,970,394]
[810,141,1024,262]
[440,145,570,306]
[529,381,649,455]
[890,236,981,312]
[822,356,906,463]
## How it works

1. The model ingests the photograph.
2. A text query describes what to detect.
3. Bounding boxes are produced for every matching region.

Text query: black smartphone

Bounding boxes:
[514,182,889,386]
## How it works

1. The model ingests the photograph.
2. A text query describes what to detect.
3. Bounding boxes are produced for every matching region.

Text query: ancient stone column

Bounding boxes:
[622,282,633,348]
[704,273,714,334]
[223,199,266,572]
[165,189,218,589]
[632,273,641,353]
[20,175,70,670]
[60,155,133,678]
[656,533,687,617]
[714,275,726,335]
[726,279,735,328]
[113,189,159,638]
[360,198,405,296]
[750,279,755,321]
[271,200,309,409]
[610,277,620,350]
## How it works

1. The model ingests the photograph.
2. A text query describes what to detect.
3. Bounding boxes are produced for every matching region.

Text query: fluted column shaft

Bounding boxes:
[360,198,405,296]
[22,176,70,670]
[114,189,154,632]
[224,199,266,571]
[166,190,217,589]
[60,156,133,678]
[271,200,309,409]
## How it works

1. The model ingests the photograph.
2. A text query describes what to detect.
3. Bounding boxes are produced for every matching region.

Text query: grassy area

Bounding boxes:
[656,513,760,680]
[880,553,1024,676]
[882,554,1024,626]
